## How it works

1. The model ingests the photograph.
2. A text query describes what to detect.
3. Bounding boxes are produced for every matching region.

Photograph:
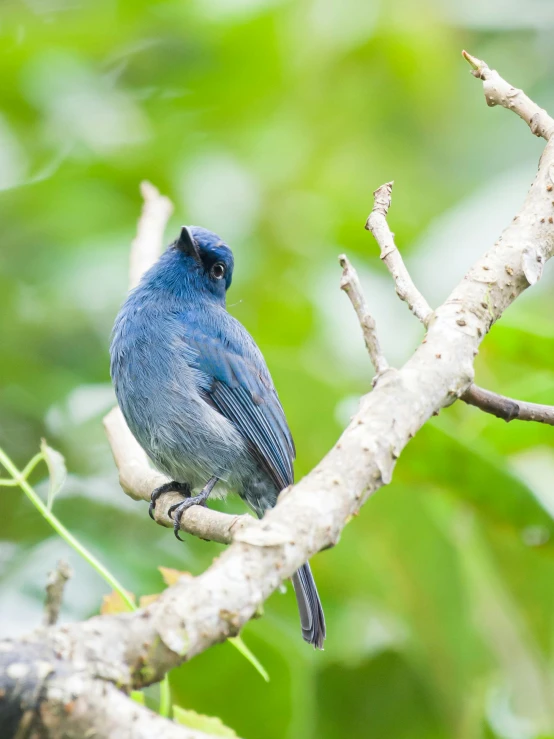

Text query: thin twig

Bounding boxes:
[365,181,433,324]
[364,181,554,426]
[43,560,72,626]
[339,254,389,379]
[364,168,554,428]
[462,384,554,425]
[462,50,554,140]
[129,181,174,290]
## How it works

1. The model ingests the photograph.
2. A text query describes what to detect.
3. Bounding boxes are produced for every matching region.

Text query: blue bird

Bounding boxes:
[110,226,326,649]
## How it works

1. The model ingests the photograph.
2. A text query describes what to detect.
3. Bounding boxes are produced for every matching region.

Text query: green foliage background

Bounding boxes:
[1,1,554,737]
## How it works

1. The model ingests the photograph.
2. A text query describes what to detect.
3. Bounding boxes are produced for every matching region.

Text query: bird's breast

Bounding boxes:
[110,306,250,486]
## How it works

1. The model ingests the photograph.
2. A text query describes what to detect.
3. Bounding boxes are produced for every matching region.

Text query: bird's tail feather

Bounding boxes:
[291,562,326,650]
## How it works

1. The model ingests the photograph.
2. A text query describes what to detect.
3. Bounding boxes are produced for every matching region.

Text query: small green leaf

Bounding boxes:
[40,439,67,511]
[228,635,269,682]
[130,690,145,705]
[172,706,237,737]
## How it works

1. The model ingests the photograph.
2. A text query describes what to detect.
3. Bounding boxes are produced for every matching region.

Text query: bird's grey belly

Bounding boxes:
[113,336,281,514]
[115,358,252,492]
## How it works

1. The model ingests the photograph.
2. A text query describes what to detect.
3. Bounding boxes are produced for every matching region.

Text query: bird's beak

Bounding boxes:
[176,226,201,262]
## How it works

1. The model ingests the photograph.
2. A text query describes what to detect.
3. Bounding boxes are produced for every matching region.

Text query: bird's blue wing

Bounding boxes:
[183,321,295,492]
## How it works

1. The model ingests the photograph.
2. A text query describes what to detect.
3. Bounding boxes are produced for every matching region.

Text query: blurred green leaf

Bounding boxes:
[316,650,448,739]
[402,422,554,544]
[172,706,237,737]
[130,690,145,705]
[228,635,269,683]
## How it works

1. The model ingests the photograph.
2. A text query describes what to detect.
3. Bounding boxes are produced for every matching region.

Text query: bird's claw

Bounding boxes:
[168,493,209,540]
[149,481,191,521]
[168,476,218,541]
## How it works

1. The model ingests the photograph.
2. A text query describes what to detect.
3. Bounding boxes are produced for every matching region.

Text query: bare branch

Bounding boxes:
[364,170,554,428]
[40,677,220,739]
[5,53,554,739]
[46,126,554,691]
[462,384,554,425]
[339,254,389,378]
[0,641,224,739]
[346,212,554,426]
[365,182,433,324]
[129,181,174,290]
[43,560,72,626]
[462,50,554,140]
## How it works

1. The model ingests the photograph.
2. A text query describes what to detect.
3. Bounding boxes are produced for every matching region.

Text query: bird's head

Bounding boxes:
[173,225,234,297]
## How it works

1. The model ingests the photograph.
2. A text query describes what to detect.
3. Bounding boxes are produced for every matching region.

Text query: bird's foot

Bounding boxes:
[149,481,192,521]
[168,476,218,541]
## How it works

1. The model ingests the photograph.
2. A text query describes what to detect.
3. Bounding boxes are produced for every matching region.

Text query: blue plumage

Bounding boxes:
[110,226,325,649]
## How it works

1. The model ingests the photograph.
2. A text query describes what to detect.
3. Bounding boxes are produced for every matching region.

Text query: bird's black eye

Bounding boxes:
[211,262,226,280]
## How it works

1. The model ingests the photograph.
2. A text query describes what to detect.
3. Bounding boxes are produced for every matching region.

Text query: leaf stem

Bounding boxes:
[159,676,172,718]
[229,636,270,682]
[0,447,135,611]
[21,451,46,480]
[0,446,172,711]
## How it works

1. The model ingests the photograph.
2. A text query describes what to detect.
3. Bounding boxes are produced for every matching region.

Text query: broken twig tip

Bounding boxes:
[462,50,479,70]
[44,560,72,626]
[139,180,157,200]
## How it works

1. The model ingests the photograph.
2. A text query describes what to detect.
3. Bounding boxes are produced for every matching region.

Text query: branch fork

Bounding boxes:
[339,55,554,426]
[3,50,554,739]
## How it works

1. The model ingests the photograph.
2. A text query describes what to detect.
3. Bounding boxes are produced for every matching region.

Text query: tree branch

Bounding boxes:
[461,384,554,425]
[339,254,389,379]
[361,60,554,426]
[43,560,72,626]
[365,181,433,324]
[43,68,554,690]
[361,182,554,424]
[364,180,554,425]
[0,641,219,739]
[1,181,242,738]
[3,52,554,738]
[130,181,174,290]
[462,50,554,140]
